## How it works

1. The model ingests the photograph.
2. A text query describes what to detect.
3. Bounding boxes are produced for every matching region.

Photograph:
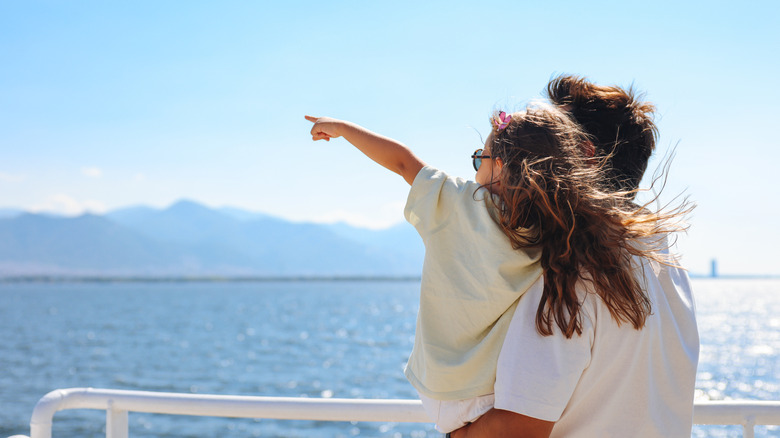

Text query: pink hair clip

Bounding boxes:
[492,111,512,131]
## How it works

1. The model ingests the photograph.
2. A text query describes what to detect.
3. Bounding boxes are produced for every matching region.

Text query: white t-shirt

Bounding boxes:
[495,248,699,437]
[404,166,542,401]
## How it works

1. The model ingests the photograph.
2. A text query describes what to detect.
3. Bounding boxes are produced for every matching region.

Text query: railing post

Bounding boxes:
[106,400,128,438]
[743,414,755,438]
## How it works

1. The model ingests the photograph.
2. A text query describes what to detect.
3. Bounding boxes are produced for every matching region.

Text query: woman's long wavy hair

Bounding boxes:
[488,104,687,338]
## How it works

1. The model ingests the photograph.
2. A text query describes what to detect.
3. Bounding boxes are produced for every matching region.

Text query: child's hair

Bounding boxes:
[488,104,682,338]
[546,74,657,196]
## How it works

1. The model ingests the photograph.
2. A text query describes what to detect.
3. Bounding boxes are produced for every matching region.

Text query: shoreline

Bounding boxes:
[0,275,423,284]
[2,274,779,284]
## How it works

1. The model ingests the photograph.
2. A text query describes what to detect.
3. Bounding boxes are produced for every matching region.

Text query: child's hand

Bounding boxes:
[305,115,344,142]
[304,114,425,185]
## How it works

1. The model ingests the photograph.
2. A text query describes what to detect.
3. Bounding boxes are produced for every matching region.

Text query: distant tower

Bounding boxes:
[710,259,718,278]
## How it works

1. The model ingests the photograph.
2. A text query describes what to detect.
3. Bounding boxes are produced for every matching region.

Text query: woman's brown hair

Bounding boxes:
[488,104,685,338]
[546,74,657,196]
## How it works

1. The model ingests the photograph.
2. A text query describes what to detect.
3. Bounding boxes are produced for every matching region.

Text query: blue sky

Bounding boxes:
[1,1,779,276]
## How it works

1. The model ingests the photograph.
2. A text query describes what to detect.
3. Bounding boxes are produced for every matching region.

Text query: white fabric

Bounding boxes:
[495,248,699,437]
[403,165,542,401]
[418,392,495,433]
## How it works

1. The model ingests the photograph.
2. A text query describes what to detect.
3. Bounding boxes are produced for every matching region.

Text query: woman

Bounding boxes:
[451,77,699,438]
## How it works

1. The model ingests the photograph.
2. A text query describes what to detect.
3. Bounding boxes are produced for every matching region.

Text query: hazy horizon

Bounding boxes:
[2,1,779,276]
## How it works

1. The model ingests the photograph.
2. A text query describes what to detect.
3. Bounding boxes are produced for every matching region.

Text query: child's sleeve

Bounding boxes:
[404,166,476,239]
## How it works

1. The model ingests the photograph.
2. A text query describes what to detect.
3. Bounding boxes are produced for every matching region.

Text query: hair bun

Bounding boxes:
[546,74,658,194]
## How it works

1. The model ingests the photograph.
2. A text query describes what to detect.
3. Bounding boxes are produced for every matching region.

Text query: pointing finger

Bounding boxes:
[311,132,332,141]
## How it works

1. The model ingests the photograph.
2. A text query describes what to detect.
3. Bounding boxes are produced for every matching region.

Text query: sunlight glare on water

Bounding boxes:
[0,278,778,437]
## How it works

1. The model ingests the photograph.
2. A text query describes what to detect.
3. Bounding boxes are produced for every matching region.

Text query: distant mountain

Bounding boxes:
[0,208,22,219]
[0,200,424,277]
[107,199,247,245]
[325,222,422,261]
[104,205,159,224]
[0,213,198,275]
[217,206,272,222]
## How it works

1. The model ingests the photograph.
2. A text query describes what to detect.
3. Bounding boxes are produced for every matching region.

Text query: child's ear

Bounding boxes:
[495,157,504,171]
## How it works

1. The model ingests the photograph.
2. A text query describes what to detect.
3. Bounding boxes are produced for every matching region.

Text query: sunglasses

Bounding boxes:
[471,149,493,171]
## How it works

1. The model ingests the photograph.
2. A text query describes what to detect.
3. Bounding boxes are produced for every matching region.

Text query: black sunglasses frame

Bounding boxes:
[471,149,493,172]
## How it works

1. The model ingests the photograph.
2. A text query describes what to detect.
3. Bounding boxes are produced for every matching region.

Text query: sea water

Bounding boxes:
[0,279,777,437]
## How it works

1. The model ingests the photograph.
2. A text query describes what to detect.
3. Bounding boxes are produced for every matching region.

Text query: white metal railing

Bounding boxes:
[7,388,780,438]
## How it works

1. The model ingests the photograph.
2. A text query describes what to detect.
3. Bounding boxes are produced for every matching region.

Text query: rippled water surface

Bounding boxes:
[1,279,778,437]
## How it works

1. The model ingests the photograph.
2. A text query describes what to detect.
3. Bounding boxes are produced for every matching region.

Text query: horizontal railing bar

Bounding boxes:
[693,400,780,425]
[31,388,430,425]
[20,387,780,438]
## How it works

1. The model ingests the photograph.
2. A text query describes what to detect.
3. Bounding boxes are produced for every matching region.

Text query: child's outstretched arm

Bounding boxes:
[305,115,426,186]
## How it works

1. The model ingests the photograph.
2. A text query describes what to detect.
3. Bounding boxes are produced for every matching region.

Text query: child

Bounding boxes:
[305,102,677,434]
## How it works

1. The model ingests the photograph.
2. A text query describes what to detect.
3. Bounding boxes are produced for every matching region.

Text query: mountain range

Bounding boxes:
[0,200,424,278]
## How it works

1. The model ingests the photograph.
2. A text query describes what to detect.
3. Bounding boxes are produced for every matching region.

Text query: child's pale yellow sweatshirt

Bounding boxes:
[404,166,543,401]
